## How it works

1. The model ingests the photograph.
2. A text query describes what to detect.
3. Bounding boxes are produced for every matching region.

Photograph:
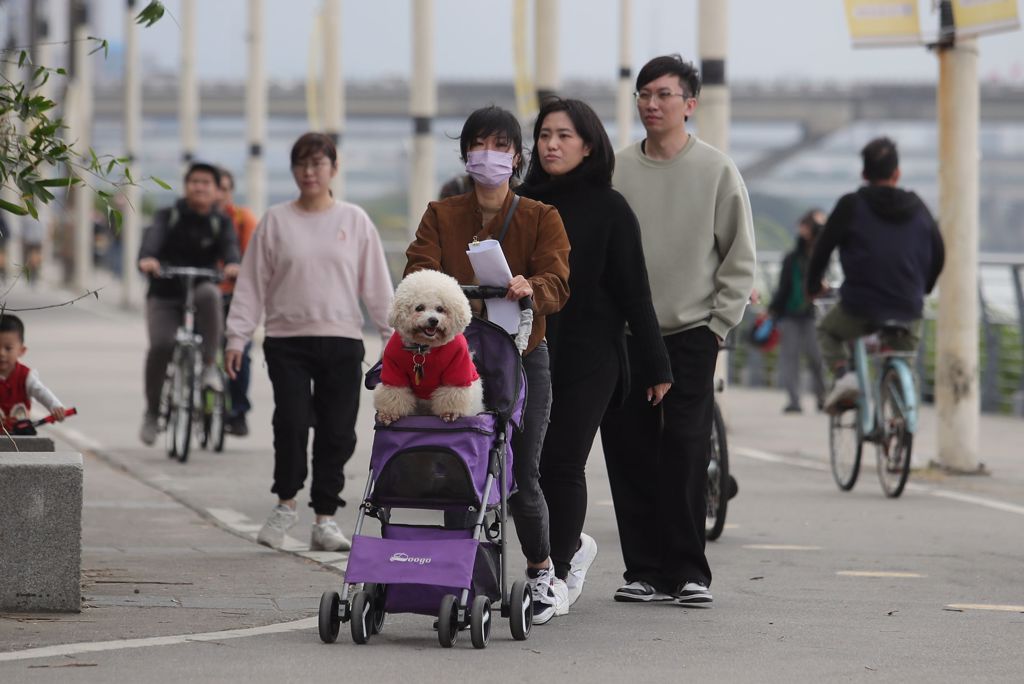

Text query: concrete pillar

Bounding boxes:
[534,0,559,102]
[408,0,435,239]
[122,0,142,307]
[322,0,344,199]
[697,0,729,153]
[246,0,267,215]
[71,0,93,291]
[180,0,198,167]
[935,35,981,472]
[615,0,633,149]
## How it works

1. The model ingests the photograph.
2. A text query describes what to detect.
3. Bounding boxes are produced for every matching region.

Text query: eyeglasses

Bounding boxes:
[634,90,692,104]
[291,159,332,172]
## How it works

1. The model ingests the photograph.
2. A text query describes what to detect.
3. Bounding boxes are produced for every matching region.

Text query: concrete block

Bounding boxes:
[0,452,83,612]
[0,436,56,452]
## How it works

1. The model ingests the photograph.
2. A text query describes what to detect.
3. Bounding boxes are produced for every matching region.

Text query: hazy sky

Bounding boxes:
[92,0,1024,84]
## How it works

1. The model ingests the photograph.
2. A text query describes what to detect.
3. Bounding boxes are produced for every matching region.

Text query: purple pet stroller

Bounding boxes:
[318,286,535,649]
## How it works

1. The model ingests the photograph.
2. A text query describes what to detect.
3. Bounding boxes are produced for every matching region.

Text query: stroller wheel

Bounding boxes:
[470,595,491,649]
[318,591,340,643]
[437,594,459,648]
[509,579,532,641]
[350,591,373,645]
[364,583,386,634]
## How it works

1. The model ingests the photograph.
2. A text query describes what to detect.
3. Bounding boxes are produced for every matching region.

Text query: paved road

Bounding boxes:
[1,283,1022,682]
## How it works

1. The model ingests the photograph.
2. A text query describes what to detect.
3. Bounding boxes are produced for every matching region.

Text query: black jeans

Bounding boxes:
[540,343,620,579]
[600,326,718,591]
[263,336,364,516]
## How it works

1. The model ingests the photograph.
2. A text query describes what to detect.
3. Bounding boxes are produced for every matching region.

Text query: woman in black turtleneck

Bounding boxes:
[517,98,673,607]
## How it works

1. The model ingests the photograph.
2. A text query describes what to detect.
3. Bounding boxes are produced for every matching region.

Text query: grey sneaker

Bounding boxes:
[139,413,159,446]
[310,519,351,552]
[527,564,567,625]
[256,504,298,549]
[674,581,713,607]
[824,373,860,413]
[202,364,223,393]
[613,580,673,602]
[566,532,598,606]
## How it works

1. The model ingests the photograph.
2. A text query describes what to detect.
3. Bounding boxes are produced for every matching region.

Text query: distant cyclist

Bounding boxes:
[807,137,945,413]
[138,162,241,445]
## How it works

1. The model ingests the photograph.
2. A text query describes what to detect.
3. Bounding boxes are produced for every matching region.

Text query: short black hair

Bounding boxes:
[861,137,899,182]
[0,314,25,342]
[636,54,702,99]
[459,106,524,178]
[184,162,222,187]
[523,97,615,187]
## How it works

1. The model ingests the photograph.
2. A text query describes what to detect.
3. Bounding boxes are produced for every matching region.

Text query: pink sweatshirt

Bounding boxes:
[226,200,394,352]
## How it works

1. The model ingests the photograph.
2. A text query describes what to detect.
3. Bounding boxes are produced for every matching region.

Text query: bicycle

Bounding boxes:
[827,324,918,498]
[156,266,227,463]
[705,380,730,541]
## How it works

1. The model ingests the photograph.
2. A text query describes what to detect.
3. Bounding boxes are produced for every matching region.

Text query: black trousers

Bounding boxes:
[540,344,620,579]
[263,336,364,516]
[600,326,718,591]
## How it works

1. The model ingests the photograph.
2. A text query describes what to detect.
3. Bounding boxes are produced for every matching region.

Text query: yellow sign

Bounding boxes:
[844,0,921,46]
[952,0,1021,37]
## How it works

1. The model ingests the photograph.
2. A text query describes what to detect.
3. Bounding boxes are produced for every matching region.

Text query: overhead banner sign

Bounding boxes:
[951,0,1021,37]
[844,0,922,46]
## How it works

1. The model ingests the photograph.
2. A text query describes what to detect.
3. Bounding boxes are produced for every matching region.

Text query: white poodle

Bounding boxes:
[375,270,483,424]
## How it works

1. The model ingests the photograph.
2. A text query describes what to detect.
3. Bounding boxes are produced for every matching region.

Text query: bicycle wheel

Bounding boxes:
[209,387,226,453]
[829,405,862,491]
[162,361,177,459]
[705,402,729,541]
[171,353,195,463]
[876,367,913,498]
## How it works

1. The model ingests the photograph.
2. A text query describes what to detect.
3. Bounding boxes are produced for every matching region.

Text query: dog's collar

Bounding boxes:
[401,343,432,355]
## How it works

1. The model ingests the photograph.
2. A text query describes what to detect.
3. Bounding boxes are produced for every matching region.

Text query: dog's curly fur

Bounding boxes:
[375,270,483,424]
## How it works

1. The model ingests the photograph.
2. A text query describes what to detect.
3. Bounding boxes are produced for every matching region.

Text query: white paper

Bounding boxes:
[466,239,519,334]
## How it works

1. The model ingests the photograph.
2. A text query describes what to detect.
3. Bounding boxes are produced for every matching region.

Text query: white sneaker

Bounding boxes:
[202,364,223,393]
[824,373,860,413]
[310,519,351,552]
[256,504,298,549]
[566,533,598,606]
[526,564,567,625]
[139,413,159,446]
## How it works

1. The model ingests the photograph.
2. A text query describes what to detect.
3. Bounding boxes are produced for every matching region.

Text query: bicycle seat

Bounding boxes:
[876,319,914,335]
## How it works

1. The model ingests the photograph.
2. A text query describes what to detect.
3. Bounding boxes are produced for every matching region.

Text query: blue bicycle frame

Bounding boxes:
[851,338,919,439]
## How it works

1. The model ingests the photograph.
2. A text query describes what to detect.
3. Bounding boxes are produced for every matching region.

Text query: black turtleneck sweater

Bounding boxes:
[517,173,672,392]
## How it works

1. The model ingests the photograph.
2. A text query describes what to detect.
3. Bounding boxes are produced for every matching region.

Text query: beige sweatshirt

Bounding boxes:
[226,200,394,352]
[613,135,756,340]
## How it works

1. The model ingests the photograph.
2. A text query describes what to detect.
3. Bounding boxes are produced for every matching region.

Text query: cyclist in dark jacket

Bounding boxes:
[808,137,945,412]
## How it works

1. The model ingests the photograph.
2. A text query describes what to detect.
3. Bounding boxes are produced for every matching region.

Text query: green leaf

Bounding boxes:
[151,176,172,190]
[18,51,27,68]
[136,1,167,28]
[23,199,38,220]
[0,199,29,216]
[87,38,110,58]
[37,177,74,188]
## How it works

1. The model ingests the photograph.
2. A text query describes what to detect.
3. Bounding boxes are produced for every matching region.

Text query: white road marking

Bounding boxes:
[743,544,822,551]
[837,571,925,578]
[0,617,317,663]
[734,444,1024,516]
[946,603,1024,613]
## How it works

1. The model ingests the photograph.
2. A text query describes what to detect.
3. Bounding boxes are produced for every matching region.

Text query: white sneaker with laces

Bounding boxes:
[256,504,298,549]
[674,581,713,607]
[202,364,223,393]
[310,519,351,552]
[566,532,598,606]
[613,580,673,602]
[526,564,566,625]
[824,372,859,413]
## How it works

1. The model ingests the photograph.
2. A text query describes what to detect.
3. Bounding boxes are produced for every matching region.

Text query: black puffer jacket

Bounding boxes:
[807,186,944,321]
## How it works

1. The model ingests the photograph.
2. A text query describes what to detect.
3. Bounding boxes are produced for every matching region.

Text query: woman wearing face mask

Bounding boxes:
[405,105,571,625]
[516,98,672,608]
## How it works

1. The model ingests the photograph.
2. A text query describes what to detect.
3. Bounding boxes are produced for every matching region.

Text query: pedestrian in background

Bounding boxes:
[602,54,756,608]
[768,209,828,414]
[226,132,393,553]
[517,97,672,609]
[217,168,259,437]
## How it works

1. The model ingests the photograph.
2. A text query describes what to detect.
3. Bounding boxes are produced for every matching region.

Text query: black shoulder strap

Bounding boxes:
[496,194,521,244]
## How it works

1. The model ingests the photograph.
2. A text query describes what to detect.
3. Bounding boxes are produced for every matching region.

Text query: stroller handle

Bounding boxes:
[460,285,534,353]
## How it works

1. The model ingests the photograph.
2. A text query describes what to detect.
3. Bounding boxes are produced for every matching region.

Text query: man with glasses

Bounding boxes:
[601,54,755,607]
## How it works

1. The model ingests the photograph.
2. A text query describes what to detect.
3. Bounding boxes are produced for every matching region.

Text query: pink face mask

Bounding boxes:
[465,150,515,188]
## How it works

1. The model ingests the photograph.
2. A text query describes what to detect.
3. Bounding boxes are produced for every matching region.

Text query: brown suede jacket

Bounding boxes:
[404,189,570,355]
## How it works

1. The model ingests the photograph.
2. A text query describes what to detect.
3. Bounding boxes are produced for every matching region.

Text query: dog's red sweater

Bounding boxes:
[380,332,479,401]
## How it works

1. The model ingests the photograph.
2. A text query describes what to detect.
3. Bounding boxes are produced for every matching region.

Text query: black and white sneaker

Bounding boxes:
[526,564,567,624]
[674,581,713,607]
[613,580,672,603]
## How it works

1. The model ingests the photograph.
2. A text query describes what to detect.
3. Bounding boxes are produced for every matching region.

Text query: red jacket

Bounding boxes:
[380,332,479,400]
[0,362,32,428]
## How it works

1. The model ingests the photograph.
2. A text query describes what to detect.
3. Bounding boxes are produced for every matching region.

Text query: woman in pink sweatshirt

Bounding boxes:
[225,132,394,553]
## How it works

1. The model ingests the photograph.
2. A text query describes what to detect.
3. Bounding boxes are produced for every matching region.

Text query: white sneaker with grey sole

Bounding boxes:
[566,532,598,606]
[256,504,298,549]
[824,373,860,413]
[310,519,351,552]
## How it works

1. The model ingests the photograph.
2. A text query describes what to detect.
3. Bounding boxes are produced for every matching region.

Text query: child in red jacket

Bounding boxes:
[0,314,66,436]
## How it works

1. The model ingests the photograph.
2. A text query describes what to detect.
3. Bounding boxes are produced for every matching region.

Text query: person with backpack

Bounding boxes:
[138,162,240,446]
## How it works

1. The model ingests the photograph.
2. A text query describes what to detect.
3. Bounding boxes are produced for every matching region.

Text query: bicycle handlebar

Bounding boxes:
[155,266,224,282]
